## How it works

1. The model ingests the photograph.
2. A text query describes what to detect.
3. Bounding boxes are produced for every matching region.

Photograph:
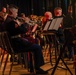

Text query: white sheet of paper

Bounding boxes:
[53,18,63,30]
[48,18,57,30]
[48,17,63,30]
[43,21,51,31]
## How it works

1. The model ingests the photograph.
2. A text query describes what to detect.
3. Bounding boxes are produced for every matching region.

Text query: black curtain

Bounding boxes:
[72,0,76,19]
[0,0,75,18]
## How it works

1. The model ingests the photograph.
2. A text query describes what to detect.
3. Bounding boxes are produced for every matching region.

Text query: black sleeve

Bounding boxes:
[6,21,29,36]
[16,23,29,34]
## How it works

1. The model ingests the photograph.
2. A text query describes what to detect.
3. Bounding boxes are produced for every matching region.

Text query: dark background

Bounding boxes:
[0,0,76,19]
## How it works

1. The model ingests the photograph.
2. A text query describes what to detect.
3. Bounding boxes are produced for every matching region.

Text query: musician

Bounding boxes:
[40,11,53,47]
[54,7,74,60]
[63,5,74,60]
[20,13,31,24]
[0,11,8,32]
[0,12,5,22]
[42,11,53,26]
[54,7,64,44]
[63,5,74,28]
[4,4,48,74]
[1,7,7,13]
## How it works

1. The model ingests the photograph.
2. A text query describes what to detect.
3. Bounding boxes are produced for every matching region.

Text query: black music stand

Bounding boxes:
[43,18,63,64]
[50,18,73,75]
[42,17,73,75]
[43,20,53,65]
[51,39,73,75]
[43,17,64,67]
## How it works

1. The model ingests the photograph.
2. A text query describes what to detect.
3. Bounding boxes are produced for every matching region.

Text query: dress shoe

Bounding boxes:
[36,68,48,74]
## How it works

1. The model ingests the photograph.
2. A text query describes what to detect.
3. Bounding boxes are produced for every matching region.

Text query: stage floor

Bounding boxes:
[0,48,75,75]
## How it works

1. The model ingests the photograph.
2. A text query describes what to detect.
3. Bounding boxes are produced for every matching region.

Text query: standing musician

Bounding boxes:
[63,5,74,60]
[3,4,48,74]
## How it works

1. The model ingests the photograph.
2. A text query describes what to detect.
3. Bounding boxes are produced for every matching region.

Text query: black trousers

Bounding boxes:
[12,37,44,70]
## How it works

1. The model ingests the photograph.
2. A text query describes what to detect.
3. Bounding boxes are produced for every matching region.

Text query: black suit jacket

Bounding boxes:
[4,16,32,53]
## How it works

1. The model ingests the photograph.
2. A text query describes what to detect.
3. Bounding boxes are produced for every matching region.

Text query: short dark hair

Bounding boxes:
[54,7,62,11]
[20,13,25,17]
[8,4,18,15]
[9,4,18,9]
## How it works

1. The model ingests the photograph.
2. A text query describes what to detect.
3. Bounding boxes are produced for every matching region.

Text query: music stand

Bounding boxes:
[42,18,73,75]
[50,18,73,75]
[42,18,64,67]
[43,17,63,62]
[51,40,73,75]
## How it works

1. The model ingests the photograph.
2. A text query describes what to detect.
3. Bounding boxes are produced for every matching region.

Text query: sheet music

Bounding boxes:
[53,18,63,30]
[48,17,63,30]
[43,21,51,31]
[48,18,57,30]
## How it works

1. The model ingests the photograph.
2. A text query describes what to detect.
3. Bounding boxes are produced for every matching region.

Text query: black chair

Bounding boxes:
[0,31,35,75]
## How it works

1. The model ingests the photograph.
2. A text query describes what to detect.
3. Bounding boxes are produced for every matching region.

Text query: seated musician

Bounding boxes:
[54,7,64,44]
[54,7,74,60]
[53,7,66,58]
[19,13,39,44]
[20,13,31,24]
[40,11,53,47]
[0,12,8,54]
[42,11,53,26]
[1,7,7,13]
[3,4,48,74]
[0,12,8,31]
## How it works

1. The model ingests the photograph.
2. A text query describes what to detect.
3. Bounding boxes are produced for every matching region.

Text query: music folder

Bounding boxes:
[48,17,63,30]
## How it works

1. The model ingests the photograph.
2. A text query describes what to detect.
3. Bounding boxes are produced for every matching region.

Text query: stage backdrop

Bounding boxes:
[0,0,76,18]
